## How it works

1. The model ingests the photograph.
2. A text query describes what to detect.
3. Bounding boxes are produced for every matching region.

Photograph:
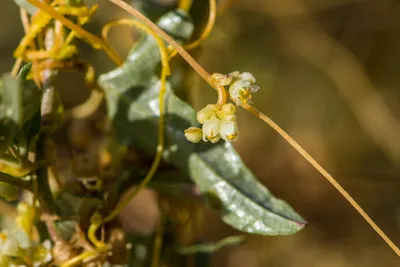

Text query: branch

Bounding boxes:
[0,173,32,191]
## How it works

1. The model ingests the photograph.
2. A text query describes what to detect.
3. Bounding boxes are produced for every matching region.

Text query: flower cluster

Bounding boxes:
[0,202,52,266]
[184,71,259,144]
[185,103,239,143]
[212,71,260,105]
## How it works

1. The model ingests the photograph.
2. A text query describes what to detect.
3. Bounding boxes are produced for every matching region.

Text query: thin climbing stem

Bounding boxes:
[240,102,400,257]
[102,18,170,223]
[170,0,217,56]
[151,215,165,267]
[107,0,226,105]
[103,66,169,223]
[60,250,98,267]
[64,16,172,266]
[11,8,31,77]
[178,0,193,11]
[109,0,400,257]
[27,0,123,65]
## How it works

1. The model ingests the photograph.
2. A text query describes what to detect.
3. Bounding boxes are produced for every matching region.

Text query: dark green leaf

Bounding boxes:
[98,8,306,236]
[0,65,41,156]
[53,220,78,241]
[0,74,23,126]
[0,181,19,201]
[55,191,104,226]
[100,78,306,235]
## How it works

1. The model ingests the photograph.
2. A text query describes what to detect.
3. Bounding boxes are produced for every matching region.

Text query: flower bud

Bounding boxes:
[238,72,256,83]
[17,202,36,236]
[196,104,215,124]
[184,127,203,143]
[221,103,236,115]
[219,121,239,142]
[202,117,221,143]
[0,231,21,257]
[228,71,240,78]
[216,110,236,122]
[211,73,233,86]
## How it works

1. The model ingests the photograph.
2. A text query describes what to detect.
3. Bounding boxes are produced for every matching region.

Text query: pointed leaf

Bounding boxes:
[98,8,306,236]
[100,76,306,235]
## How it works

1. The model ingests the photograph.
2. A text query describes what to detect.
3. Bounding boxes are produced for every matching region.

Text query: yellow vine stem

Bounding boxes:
[60,250,98,267]
[100,18,170,224]
[240,103,400,257]
[27,0,123,66]
[178,0,193,12]
[108,0,400,257]
[11,8,32,77]
[62,18,171,267]
[151,215,165,267]
[169,0,217,59]
[107,0,226,106]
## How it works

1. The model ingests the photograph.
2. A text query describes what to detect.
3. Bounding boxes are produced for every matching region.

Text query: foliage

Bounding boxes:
[0,0,310,266]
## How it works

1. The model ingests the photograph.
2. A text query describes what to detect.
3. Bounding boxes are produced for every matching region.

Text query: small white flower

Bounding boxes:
[229,80,252,105]
[196,104,215,124]
[202,117,221,143]
[184,127,203,143]
[219,120,239,142]
[228,71,240,77]
[0,231,21,257]
[33,240,52,267]
[16,202,35,237]
[221,103,236,115]
[238,72,256,83]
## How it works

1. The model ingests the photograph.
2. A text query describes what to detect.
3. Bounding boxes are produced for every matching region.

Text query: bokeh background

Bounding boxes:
[1,0,400,266]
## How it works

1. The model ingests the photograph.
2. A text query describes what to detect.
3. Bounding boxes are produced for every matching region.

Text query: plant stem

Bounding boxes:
[241,102,400,257]
[36,135,57,214]
[0,173,32,191]
[109,0,400,257]
[27,0,123,65]
[107,0,227,105]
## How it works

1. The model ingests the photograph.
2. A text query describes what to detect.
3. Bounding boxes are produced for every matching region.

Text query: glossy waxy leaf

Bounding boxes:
[98,8,306,235]
[100,75,306,235]
[0,64,41,156]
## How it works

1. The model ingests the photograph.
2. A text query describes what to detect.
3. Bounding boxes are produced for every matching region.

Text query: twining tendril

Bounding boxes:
[108,0,400,258]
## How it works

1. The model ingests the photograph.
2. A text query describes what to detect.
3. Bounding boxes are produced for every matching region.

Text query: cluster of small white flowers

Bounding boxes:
[212,71,260,105]
[0,202,52,266]
[184,103,239,143]
[184,71,259,144]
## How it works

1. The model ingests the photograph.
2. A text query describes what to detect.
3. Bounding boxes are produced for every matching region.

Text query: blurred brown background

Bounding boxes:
[2,0,400,266]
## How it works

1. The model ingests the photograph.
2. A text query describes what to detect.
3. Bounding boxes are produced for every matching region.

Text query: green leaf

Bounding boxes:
[0,181,19,201]
[55,191,104,225]
[100,78,306,235]
[0,74,23,153]
[0,65,41,156]
[53,220,78,241]
[98,8,306,236]
[0,74,24,126]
